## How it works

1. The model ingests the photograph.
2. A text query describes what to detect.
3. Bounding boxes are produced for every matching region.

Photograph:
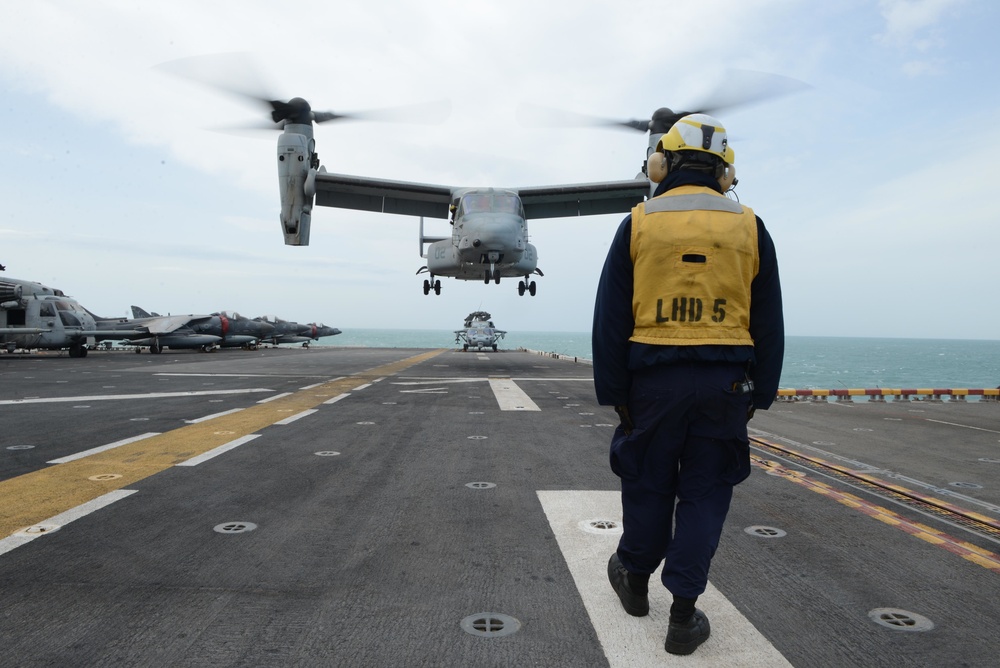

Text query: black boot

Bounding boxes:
[606,553,649,617]
[665,608,710,655]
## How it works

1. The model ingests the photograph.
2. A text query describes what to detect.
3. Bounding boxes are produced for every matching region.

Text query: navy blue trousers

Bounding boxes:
[610,362,751,599]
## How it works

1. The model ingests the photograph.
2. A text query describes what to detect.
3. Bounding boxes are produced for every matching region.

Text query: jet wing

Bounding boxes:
[95,314,214,336]
[516,179,648,219]
[314,172,453,219]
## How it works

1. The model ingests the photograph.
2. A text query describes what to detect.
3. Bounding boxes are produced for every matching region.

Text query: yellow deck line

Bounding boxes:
[0,350,444,537]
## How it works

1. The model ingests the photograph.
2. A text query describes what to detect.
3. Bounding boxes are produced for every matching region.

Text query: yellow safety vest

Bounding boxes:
[629,185,758,346]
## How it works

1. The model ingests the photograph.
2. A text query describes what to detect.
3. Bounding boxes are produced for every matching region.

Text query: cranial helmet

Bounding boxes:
[656,113,734,164]
[647,113,737,189]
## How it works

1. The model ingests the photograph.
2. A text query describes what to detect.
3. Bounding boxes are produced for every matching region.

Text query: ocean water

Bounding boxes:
[317,330,1000,389]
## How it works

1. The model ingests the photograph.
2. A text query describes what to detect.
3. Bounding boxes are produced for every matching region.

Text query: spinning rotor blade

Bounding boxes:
[517,69,809,134]
[310,98,452,126]
[156,52,450,129]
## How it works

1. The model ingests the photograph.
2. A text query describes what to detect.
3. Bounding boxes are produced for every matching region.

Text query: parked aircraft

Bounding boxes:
[254,315,341,347]
[1,278,138,357]
[454,311,505,352]
[129,307,275,351]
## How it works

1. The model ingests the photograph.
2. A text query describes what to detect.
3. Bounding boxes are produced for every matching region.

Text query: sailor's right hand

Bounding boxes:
[614,405,634,435]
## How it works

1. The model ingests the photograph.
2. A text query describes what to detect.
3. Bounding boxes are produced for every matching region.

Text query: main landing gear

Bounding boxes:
[517,278,537,296]
[423,278,441,295]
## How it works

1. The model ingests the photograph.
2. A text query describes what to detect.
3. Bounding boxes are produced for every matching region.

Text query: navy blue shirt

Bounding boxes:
[592,171,784,409]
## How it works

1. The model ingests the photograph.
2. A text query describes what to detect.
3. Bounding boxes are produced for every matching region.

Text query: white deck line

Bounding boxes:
[0,490,138,556]
[184,408,245,424]
[537,490,791,667]
[47,433,161,464]
[274,409,318,425]
[175,434,261,467]
[488,378,540,411]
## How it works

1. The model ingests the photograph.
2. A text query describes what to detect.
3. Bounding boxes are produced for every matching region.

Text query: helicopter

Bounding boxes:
[454,311,506,352]
[0,277,144,357]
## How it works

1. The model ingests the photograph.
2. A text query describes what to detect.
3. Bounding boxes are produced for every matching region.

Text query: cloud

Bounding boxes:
[875,0,964,51]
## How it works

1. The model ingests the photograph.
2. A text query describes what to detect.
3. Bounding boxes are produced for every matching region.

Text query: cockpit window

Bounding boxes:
[59,311,83,327]
[39,302,56,318]
[458,193,524,217]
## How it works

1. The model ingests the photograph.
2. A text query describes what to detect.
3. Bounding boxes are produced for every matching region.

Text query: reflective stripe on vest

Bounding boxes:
[629,185,758,346]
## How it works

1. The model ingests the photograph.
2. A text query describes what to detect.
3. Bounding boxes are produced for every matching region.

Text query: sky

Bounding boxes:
[1,0,997,339]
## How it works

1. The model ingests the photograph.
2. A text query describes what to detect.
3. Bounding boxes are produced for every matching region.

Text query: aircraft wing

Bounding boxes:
[313,172,648,220]
[314,172,453,219]
[96,314,214,336]
[516,179,648,219]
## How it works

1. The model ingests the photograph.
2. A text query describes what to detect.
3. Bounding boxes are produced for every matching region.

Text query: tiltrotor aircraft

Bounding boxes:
[162,59,804,296]
[454,311,505,352]
[269,110,647,297]
[1,277,140,357]
[260,70,805,297]
[158,55,647,297]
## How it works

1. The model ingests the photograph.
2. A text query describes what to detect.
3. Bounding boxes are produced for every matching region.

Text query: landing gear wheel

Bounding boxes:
[517,281,526,296]
[150,342,163,354]
[529,281,537,296]
[494,271,500,285]
[484,270,491,284]
[434,279,441,295]
[423,279,430,295]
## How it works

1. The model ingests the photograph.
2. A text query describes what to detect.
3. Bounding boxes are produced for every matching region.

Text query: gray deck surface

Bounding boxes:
[1,347,998,667]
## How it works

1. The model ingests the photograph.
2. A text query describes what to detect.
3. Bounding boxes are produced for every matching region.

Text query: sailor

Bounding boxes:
[592,113,784,655]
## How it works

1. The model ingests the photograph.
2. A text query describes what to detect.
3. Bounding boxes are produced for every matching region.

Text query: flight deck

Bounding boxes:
[1,347,998,666]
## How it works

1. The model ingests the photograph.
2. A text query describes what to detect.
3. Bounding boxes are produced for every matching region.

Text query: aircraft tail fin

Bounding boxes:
[419,217,448,258]
[131,305,157,319]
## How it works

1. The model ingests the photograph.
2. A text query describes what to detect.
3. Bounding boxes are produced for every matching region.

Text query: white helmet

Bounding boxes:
[656,113,734,164]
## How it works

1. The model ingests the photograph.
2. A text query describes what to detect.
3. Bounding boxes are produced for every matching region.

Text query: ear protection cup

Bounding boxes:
[718,164,737,192]
[647,151,668,183]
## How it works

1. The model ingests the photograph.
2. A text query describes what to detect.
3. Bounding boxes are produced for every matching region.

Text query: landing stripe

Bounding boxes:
[488,378,540,411]
[0,389,274,405]
[0,350,445,540]
[0,490,137,556]
[47,433,161,464]
[176,435,262,467]
[275,409,318,425]
[537,490,791,667]
[184,408,245,424]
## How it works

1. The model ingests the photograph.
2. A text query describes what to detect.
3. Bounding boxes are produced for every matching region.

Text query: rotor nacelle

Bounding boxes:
[277,123,316,246]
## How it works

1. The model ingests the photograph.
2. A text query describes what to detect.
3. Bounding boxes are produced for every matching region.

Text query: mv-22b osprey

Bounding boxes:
[265,97,648,296]
[263,71,806,296]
